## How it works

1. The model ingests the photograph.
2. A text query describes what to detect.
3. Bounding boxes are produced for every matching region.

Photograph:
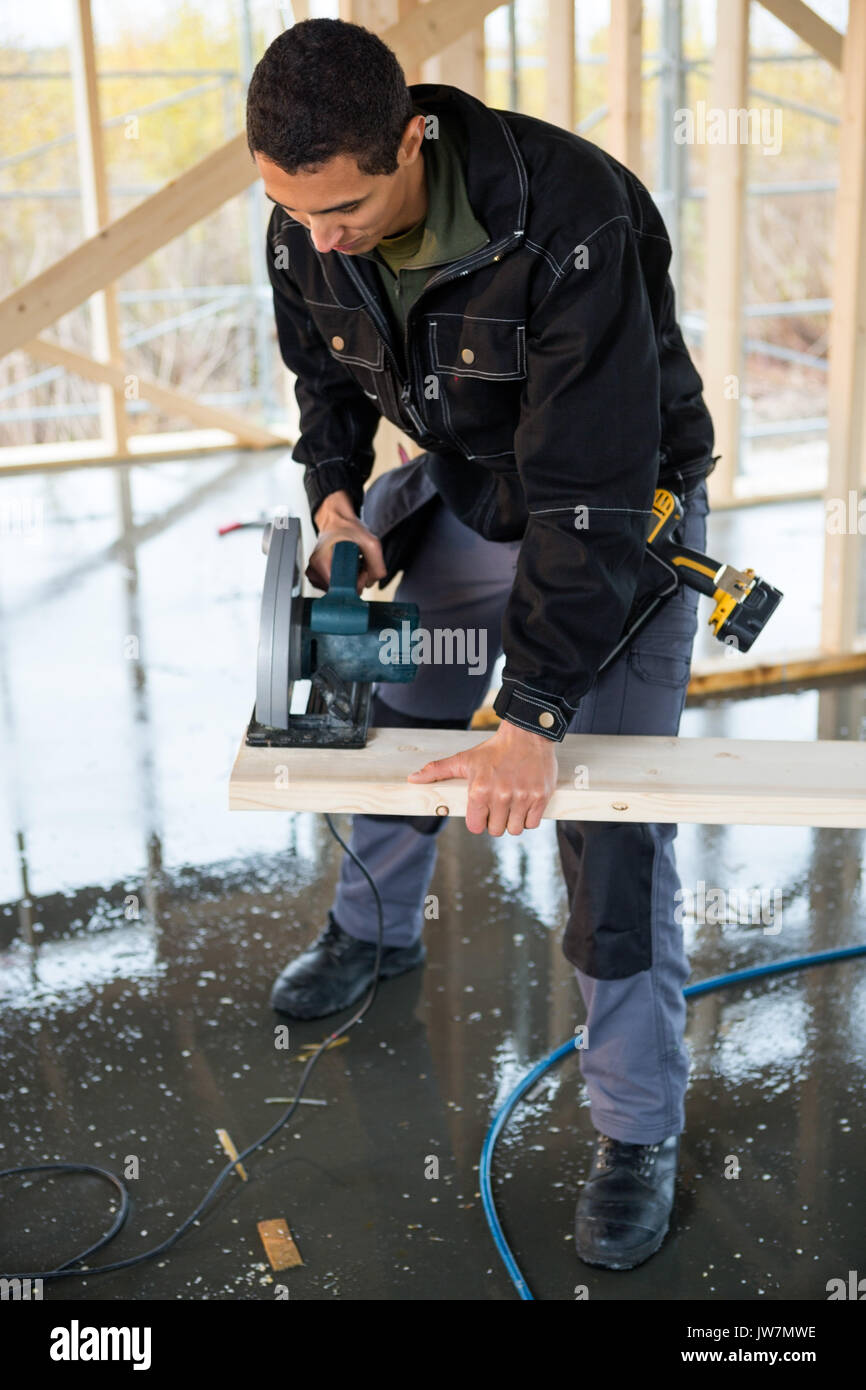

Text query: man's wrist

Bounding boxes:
[314,489,357,530]
[493,680,570,741]
[496,717,557,747]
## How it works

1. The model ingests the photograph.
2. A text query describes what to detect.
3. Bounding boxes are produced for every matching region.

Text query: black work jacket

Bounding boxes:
[266,83,715,742]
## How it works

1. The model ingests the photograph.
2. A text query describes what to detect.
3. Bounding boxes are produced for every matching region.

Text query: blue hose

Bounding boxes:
[480,943,866,1301]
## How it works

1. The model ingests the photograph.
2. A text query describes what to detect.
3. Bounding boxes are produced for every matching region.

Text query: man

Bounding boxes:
[246,17,715,1271]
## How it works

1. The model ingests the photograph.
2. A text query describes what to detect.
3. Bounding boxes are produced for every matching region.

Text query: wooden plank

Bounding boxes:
[0,0,501,361]
[608,0,642,172]
[257,1218,303,1271]
[756,0,844,69]
[546,0,576,131]
[23,337,290,449]
[703,0,749,508]
[822,0,866,653]
[216,1128,249,1181]
[229,727,866,827]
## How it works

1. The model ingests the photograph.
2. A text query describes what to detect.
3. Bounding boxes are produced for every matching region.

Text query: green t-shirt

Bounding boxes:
[377,217,426,275]
[358,111,490,356]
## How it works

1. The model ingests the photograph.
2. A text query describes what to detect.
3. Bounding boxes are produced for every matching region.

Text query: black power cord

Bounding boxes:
[0,813,383,1284]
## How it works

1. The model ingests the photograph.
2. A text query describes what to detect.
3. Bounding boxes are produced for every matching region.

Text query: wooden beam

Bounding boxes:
[23,338,290,448]
[342,0,428,478]
[420,0,486,100]
[0,432,293,475]
[0,0,501,362]
[390,0,497,71]
[703,0,749,508]
[342,0,424,82]
[466,644,866,718]
[822,0,866,653]
[546,0,576,131]
[229,727,866,827]
[70,0,127,454]
[0,135,253,360]
[608,0,642,172]
[422,28,486,99]
[686,647,866,698]
[692,644,866,700]
[756,0,844,69]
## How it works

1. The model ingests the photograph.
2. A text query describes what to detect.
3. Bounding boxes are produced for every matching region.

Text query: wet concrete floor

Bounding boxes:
[1,450,864,1300]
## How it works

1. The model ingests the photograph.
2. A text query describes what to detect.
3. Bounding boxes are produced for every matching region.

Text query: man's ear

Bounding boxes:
[399,113,427,164]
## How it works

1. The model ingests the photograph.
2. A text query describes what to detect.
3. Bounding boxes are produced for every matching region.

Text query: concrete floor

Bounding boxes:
[1,449,864,1301]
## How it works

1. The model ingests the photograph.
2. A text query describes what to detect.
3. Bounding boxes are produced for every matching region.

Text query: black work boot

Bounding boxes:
[575,1131,679,1270]
[270,912,426,1019]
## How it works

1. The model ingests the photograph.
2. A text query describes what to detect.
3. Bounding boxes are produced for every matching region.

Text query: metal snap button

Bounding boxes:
[461,348,475,364]
[538,711,555,729]
[331,335,345,350]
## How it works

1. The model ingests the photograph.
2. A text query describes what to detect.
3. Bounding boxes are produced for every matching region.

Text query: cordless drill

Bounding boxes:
[599,487,783,674]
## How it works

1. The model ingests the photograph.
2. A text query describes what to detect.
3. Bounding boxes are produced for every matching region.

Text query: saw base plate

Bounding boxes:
[245,680,372,749]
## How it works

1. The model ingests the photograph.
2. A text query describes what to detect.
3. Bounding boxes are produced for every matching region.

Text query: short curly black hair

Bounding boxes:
[246,19,414,177]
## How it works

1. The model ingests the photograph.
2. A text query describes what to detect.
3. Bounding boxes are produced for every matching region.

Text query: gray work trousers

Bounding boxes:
[331,481,709,1144]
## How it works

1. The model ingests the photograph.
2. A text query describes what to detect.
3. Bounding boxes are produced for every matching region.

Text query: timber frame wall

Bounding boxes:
[1,0,865,690]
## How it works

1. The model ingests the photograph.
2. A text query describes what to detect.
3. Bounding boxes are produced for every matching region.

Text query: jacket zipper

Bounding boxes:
[341,257,424,432]
[341,231,522,437]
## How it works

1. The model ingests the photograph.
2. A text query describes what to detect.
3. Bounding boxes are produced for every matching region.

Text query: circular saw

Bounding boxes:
[246,515,420,749]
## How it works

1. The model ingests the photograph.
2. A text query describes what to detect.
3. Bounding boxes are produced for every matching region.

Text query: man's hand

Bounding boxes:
[407,719,558,836]
[308,490,387,593]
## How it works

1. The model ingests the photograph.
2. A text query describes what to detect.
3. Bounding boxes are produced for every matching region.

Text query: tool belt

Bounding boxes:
[658,447,720,503]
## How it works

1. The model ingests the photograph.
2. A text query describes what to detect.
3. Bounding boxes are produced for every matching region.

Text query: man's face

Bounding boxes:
[254,115,425,255]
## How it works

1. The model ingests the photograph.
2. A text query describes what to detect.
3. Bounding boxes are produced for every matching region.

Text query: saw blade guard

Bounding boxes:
[255,515,304,728]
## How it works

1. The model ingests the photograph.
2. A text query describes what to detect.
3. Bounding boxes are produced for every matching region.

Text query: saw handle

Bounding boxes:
[329,538,362,596]
[309,540,369,635]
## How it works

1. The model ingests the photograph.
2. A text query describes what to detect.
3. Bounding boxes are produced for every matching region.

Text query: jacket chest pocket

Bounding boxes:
[427,315,526,460]
[429,314,526,380]
[309,301,387,404]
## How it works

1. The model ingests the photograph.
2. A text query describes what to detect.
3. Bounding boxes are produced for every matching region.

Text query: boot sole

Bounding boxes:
[575,1213,672,1271]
